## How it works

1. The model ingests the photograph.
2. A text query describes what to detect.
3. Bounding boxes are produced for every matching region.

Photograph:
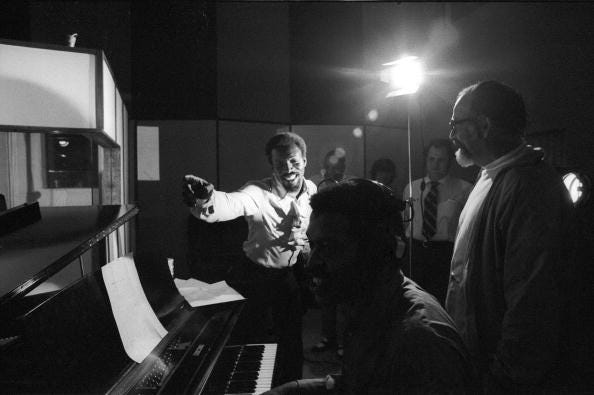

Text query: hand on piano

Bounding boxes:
[260,380,300,394]
[262,377,332,394]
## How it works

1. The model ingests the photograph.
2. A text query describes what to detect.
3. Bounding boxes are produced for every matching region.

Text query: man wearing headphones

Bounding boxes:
[264,179,477,394]
[402,138,472,305]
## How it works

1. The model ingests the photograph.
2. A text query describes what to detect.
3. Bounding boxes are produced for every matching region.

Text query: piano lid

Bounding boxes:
[0,204,138,305]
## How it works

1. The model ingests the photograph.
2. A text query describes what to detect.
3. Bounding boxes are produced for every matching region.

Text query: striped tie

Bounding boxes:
[422,181,439,240]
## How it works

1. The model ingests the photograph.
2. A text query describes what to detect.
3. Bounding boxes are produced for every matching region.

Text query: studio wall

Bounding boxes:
[135,120,217,272]
[218,121,288,191]
[217,2,290,123]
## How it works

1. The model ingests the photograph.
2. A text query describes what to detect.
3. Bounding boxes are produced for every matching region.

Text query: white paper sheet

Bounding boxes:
[174,278,245,307]
[102,255,168,363]
[137,126,160,181]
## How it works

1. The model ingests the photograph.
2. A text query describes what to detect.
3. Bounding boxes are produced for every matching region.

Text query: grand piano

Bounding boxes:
[0,205,276,394]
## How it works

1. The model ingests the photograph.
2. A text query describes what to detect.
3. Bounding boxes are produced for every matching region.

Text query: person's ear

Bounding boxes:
[476,115,492,139]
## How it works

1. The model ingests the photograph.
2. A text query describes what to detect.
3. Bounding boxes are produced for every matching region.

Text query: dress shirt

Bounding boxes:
[403,175,472,242]
[190,177,316,269]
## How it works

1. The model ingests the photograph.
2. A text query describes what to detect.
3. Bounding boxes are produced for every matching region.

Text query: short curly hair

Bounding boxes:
[310,178,406,273]
[310,178,405,239]
[265,132,307,164]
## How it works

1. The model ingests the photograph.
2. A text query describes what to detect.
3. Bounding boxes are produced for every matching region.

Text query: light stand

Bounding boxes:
[381,56,424,279]
[406,96,414,277]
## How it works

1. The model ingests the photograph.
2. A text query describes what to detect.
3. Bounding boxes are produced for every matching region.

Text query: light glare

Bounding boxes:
[563,172,589,204]
[381,56,424,97]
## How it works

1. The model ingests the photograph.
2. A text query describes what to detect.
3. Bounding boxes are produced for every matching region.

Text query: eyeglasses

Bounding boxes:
[449,118,476,137]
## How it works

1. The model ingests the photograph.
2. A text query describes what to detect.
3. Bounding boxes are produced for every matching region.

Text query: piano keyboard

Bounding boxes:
[204,343,277,395]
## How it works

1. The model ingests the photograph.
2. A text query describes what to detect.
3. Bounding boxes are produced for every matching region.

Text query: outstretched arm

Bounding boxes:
[182,175,259,222]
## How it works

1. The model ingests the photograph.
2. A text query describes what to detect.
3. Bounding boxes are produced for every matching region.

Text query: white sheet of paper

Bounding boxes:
[174,278,245,307]
[137,126,160,181]
[102,255,168,363]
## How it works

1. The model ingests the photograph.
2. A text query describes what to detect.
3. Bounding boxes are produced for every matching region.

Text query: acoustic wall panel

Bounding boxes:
[292,124,365,185]
[365,125,409,196]
[217,3,290,123]
[135,120,217,267]
[218,121,288,191]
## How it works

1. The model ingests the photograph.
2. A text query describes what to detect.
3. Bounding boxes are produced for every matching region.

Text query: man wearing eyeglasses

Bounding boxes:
[402,138,472,305]
[446,80,574,392]
[264,179,477,394]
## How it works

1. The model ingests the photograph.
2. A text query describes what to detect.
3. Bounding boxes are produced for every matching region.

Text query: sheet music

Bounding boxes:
[174,278,245,307]
[102,255,168,363]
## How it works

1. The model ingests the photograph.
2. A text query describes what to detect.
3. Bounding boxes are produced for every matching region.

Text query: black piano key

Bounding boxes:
[241,345,264,353]
[238,353,264,362]
[235,361,262,370]
[230,371,260,381]
[227,380,257,392]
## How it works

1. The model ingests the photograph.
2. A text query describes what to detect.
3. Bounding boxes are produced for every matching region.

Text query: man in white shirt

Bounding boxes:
[182,132,316,385]
[402,138,472,304]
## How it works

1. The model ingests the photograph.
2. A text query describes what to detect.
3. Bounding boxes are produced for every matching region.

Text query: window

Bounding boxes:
[45,134,97,188]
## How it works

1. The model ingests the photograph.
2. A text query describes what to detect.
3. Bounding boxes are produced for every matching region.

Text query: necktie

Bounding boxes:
[422,181,439,240]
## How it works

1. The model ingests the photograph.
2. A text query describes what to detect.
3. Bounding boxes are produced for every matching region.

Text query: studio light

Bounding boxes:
[381,55,424,278]
[563,171,590,206]
[380,56,424,97]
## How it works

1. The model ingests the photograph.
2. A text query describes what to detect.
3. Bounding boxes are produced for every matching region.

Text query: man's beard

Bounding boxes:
[455,147,475,168]
[280,172,303,192]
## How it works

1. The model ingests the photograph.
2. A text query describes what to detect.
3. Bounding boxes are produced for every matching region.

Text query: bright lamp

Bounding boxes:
[380,56,424,97]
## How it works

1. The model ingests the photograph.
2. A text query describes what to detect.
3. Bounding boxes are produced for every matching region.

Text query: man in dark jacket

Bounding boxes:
[264,179,477,394]
[446,80,574,392]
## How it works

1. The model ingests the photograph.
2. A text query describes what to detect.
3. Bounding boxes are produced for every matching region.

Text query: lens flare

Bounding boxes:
[381,56,424,97]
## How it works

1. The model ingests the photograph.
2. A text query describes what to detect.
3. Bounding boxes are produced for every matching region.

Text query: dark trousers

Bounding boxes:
[403,239,454,306]
[226,257,303,386]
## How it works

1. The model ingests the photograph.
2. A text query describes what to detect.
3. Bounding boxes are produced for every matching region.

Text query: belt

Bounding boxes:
[239,256,292,273]
[410,238,453,249]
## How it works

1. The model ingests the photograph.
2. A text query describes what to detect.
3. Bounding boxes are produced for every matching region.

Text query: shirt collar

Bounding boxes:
[483,143,526,180]
[270,175,309,199]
